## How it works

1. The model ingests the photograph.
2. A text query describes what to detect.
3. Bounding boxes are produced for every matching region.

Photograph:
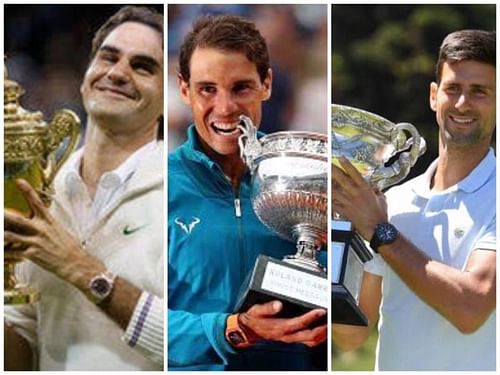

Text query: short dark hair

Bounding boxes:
[436,29,495,83]
[178,14,270,83]
[90,6,163,61]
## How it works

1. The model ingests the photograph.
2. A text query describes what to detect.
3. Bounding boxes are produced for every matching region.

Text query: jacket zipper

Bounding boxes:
[234,188,246,286]
[214,166,247,286]
[234,197,242,217]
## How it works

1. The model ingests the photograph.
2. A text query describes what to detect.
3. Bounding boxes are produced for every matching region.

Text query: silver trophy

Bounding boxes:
[235,115,329,318]
[331,104,426,325]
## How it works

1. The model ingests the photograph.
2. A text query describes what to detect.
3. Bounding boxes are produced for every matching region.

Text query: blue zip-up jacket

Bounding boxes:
[168,126,326,371]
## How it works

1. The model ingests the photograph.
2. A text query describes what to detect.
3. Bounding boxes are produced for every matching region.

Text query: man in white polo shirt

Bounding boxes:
[332,29,495,370]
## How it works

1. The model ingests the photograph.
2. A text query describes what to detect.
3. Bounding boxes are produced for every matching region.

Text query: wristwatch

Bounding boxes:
[225,314,252,349]
[370,222,399,253]
[88,271,116,304]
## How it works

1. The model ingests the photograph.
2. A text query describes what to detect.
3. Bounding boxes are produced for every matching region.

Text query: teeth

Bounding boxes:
[212,122,241,135]
[213,122,239,130]
[451,116,474,124]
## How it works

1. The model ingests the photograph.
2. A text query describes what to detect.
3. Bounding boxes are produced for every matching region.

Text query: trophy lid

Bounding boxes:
[4,59,46,131]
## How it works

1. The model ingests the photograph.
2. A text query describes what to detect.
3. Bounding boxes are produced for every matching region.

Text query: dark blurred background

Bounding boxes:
[332,4,496,183]
[5,4,163,143]
[332,4,495,371]
[168,4,328,151]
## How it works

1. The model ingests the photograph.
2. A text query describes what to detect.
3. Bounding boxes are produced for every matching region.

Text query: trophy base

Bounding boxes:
[5,287,40,305]
[235,255,328,326]
[332,284,367,326]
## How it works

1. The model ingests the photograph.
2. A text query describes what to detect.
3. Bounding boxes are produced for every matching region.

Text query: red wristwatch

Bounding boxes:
[225,314,252,349]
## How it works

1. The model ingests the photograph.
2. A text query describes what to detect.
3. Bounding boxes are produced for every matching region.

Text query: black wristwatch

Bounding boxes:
[370,223,399,253]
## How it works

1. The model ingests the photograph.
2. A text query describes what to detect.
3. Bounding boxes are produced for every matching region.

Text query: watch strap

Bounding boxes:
[369,233,382,253]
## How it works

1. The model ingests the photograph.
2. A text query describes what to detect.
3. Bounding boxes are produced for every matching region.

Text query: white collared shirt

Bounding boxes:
[64,140,157,236]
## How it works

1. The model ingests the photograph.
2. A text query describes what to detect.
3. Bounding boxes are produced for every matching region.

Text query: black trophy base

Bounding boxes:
[332,284,368,326]
[235,255,328,326]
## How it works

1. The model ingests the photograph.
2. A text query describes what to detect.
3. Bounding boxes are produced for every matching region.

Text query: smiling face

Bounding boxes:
[430,60,496,150]
[81,22,163,134]
[179,47,272,160]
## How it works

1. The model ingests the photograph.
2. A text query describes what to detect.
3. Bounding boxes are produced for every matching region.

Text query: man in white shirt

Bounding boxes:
[332,29,496,370]
[4,6,164,370]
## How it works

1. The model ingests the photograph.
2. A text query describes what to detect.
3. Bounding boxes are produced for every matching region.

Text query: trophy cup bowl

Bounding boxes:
[235,115,329,320]
[331,104,426,325]
[331,103,426,190]
[4,62,80,304]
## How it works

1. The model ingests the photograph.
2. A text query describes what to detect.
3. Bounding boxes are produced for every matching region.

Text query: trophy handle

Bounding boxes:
[238,114,262,170]
[376,122,426,190]
[44,109,80,185]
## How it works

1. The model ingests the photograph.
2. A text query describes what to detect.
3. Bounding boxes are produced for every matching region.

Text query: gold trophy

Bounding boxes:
[4,60,80,304]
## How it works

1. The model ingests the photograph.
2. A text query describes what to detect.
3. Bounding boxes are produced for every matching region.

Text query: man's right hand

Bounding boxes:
[236,300,327,347]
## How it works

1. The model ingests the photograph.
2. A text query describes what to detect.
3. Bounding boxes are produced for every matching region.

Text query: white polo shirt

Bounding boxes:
[365,148,496,371]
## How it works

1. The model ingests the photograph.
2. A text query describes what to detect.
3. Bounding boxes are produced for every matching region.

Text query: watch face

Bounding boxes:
[91,278,110,295]
[377,223,398,242]
[228,331,245,346]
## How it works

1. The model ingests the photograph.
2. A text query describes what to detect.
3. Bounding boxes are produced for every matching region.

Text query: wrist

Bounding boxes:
[225,313,256,348]
[57,246,106,288]
[87,271,117,305]
[369,222,399,253]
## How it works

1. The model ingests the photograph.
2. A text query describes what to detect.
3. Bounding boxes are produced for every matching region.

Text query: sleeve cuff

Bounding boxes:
[122,292,164,365]
[364,252,384,276]
[201,312,238,365]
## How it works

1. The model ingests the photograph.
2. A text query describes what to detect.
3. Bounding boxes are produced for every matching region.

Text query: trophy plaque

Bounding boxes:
[235,115,329,321]
[4,61,80,304]
[331,104,426,325]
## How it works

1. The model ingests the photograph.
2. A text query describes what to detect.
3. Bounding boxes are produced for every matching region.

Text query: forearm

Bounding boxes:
[5,322,34,370]
[61,252,141,330]
[99,276,142,330]
[379,236,495,333]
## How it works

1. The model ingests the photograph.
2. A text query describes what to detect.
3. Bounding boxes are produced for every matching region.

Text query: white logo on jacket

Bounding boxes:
[175,217,201,234]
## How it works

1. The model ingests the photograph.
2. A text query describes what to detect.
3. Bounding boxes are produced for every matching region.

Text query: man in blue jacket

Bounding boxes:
[168,14,327,370]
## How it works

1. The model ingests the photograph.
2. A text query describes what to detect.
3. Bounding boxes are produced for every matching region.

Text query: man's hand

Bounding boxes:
[332,157,388,240]
[5,179,147,332]
[4,179,106,288]
[238,300,327,347]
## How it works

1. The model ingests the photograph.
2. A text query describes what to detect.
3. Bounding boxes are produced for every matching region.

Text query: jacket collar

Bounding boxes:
[181,125,218,171]
[178,125,260,194]
[55,141,163,204]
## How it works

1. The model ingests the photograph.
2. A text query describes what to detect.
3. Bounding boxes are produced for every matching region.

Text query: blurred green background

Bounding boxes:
[333,329,378,371]
[331,4,495,371]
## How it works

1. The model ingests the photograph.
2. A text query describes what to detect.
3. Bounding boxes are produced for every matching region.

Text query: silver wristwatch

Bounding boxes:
[88,271,116,304]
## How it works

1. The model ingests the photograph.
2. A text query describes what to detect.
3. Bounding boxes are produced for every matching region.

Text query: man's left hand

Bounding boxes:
[332,157,388,241]
[4,179,106,287]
